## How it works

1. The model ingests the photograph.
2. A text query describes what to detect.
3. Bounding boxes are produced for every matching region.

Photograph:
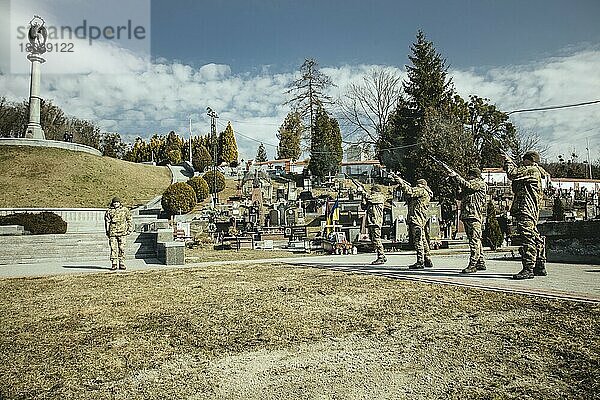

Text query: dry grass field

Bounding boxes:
[0,146,172,208]
[0,262,598,399]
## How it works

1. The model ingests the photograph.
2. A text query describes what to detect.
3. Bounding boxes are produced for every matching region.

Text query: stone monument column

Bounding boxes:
[24,16,47,140]
[24,53,46,139]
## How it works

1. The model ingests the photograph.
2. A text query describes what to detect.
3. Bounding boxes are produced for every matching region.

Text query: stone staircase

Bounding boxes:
[0,232,157,265]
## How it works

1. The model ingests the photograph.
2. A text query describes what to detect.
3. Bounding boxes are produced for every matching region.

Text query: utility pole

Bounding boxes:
[207,107,219,206]
[586,137,593,180]
[188,118,193,165]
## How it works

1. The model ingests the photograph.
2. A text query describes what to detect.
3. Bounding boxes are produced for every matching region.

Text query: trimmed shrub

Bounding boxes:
[0,212,67,234]
[187,176,210,202]
[161,182,196,215]
[483,201,503,250]
[203,170,226,194]
[552,197,565,221]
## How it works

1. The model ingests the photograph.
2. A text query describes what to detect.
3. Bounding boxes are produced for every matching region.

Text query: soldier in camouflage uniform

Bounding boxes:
[448,167,488,273]
[104,197,133,270]
[361,184,387,265]
[393,175,434,269]
[504,151,549,279]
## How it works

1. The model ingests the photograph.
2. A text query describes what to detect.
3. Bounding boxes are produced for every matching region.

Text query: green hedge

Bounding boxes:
[0,212,67,234]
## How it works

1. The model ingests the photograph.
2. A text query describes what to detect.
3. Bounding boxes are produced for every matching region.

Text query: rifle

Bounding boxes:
[387,171,409,186]
[428,154,458,176]
[483,136,514,164]
[345,173,366,193]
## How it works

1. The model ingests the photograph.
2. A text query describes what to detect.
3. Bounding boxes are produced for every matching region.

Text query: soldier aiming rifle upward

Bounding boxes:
[389,172,434,269]
[430,156,488,274]
[351,175,387,265]
[503,150,549,280]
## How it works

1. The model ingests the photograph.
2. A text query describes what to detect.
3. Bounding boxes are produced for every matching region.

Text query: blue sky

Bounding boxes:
[1,0,599,161]
[150,0,600,72]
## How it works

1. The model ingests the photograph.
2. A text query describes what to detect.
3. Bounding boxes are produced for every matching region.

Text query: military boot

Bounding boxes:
[371,256,387,265]
[110,264,117,271]
[118,263,127,270]
[461,263,478,274]
[424,258,434,268]
[512,268,534,280]
[476,259,486,271]
[408,262,425,270]
[533,260,547,276]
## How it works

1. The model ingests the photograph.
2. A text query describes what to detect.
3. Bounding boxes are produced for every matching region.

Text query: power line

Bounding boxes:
[508,99,600,115]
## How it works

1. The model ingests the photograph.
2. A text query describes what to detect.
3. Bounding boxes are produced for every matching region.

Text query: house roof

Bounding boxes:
[341,160,381,166]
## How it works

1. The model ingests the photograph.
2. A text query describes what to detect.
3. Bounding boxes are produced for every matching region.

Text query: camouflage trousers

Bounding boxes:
[409,223,430,264]
[463,219,483,266]
[515,217,546,270]
[109,235,126,264]
[368,225,385,258]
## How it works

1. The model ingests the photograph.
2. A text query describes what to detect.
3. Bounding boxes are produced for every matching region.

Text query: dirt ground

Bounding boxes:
[0,262,598,399]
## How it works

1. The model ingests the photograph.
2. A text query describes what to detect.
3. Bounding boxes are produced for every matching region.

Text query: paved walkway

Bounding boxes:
[1,252,598,303]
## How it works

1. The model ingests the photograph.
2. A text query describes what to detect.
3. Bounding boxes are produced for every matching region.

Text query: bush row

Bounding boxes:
[0,212,67,234]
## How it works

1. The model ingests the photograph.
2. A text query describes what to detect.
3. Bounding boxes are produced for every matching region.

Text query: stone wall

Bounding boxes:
[0,138,102,156]
[539,220,600,264]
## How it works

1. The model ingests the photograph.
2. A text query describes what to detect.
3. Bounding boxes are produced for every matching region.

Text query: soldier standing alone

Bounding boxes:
[448,167,488,273]
[104,197,133,271]
[504,150,549,279]
[392,175,434,269]
[361,184,387,265]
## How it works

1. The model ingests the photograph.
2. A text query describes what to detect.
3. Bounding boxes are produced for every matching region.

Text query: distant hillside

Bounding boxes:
[0,146,172,208]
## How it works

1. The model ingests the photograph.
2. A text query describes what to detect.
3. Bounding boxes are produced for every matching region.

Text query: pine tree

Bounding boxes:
[218,121,239,166]
[255,143,268,163]
[309,106,343,179]
[191,141,212,172]
[277,112,303,160]
[285,58,333,149]
[382,30,455,182]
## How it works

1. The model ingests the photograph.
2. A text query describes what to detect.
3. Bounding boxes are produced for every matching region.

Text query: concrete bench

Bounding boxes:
[0,225,25,236]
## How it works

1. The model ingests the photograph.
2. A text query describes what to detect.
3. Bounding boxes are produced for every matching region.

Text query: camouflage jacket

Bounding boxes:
[504,161,549,220]
[398,181,432,227]
[453,176,487,222]
[361,192,386,227]
[105,205,133,237]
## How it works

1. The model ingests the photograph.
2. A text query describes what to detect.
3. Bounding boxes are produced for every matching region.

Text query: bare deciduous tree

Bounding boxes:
[514,128,549,161]
[337,67,403,146]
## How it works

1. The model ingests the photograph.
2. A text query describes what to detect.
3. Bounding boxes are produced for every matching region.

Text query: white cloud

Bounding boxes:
[1,44,599,161]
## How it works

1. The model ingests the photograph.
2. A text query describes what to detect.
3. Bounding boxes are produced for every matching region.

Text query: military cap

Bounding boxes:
[111,196,122,204]
[523,150,540,163]
[416,178,427,186]
[467,167,482,178]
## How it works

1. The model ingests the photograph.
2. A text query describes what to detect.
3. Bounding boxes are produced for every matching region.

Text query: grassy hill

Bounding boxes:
[0,145,172,208]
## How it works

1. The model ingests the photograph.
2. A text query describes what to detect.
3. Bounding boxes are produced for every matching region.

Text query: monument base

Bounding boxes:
[24,123,45,140]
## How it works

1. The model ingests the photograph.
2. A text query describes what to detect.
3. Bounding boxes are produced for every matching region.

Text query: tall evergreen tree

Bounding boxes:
[277,112,303,160]
[255,143,268,163]
[381,30,455,182]
[285,58,333,149]
[309,106,343,180]
[218,121,239,166]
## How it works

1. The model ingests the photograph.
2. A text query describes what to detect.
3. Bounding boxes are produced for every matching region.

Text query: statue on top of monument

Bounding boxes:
[27,15,47,55]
